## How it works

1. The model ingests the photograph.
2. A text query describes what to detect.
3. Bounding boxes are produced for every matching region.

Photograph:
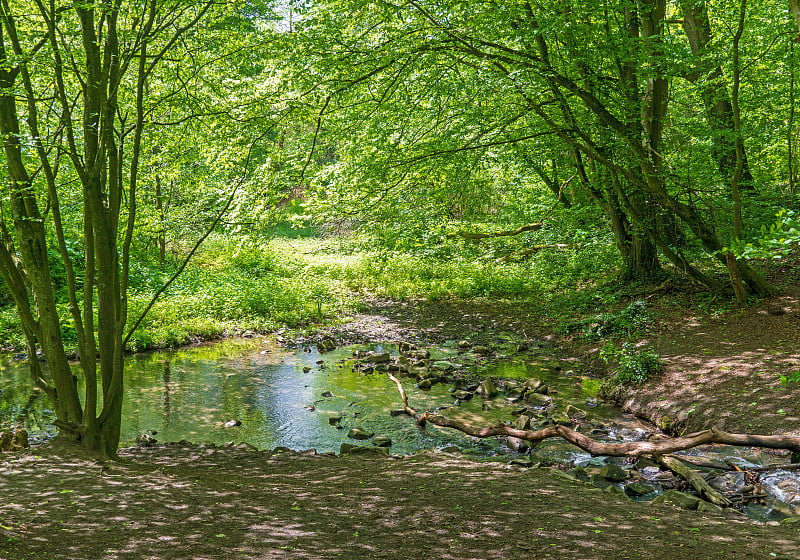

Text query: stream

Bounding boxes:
[1,336,799,522]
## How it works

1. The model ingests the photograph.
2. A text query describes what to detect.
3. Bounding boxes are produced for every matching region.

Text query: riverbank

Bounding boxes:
[1,441,798,560]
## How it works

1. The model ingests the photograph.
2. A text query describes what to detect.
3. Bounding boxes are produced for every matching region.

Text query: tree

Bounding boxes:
[0,0,226,456]
[287,0,780,296]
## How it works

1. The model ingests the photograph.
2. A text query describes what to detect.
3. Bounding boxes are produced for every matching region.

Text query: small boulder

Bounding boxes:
[416,378,436,390]
[224,419,242,428]
[302,366,312,373]
[347,427,374,440]
[600,463,628,482]
[696,500,725,514]
[477,380,498,398]
[523,377,546,393]
[451,390,474,400]
[514,415,532,430]
[328,416,343,426]
[652,489,700,510]
[135,433,157,447]
[524,391,552,407]
[565,404,587,419]
[506,436,529,454]
[624,482,655,498]
[372,435,392,447]
[370,352,391,363]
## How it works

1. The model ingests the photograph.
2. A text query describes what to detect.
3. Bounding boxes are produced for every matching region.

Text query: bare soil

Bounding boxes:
[3,267,800,559]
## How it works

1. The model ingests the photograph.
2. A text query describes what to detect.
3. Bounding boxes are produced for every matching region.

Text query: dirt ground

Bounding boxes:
[3,267,800,559]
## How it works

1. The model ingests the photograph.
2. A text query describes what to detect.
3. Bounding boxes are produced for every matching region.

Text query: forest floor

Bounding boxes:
[2,263,800,559]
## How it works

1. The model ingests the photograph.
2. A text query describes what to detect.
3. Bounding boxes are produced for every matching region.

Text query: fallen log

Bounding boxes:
[656,455,732,507]
[386,374,800,459]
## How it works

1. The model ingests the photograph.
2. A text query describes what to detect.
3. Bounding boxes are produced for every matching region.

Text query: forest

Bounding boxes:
[1,1,800,558]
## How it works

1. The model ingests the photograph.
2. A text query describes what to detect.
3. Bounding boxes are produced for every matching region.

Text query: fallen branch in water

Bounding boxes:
[386,374,800,459]
[656,455,732,507]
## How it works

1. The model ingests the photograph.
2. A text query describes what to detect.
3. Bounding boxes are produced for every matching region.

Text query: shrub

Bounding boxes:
[601,342,662,385]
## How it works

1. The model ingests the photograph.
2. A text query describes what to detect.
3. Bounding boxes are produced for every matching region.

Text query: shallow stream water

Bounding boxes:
[2,337,799,521]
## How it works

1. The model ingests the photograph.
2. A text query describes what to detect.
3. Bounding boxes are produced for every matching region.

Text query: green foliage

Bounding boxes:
[779,370,800,387]
[601,342,662,386]
[564,299,653,341]
[728,210,800,260]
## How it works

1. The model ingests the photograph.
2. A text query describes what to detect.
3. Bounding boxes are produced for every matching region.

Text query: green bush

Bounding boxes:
[601,342,662,385]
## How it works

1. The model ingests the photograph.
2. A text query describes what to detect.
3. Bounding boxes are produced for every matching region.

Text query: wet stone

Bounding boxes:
[372,435,392,447]
[624,482,655,497]
[600,463,628,482]
[347,427,374,440]
[652,490,700,510]
[524,392,552,407]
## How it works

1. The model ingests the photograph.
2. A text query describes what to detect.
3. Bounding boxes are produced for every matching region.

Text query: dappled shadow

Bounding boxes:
[1,445,798,559]
[619,294,800,435]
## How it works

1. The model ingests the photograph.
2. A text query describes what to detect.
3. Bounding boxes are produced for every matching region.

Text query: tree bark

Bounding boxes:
[680,0,755,188]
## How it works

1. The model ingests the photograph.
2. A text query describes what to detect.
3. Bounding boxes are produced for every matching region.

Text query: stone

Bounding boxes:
[509,458,534,468]
[523,377,545,392]
[546,468,576,481]
[524,391,552,407]
[600,463,628,482]
[319,337,337,352]
[0,431,12,451]
[549,413,573,426]
[565,404,587,419]
[652,490,700,510]
[624,482,655,498]
[586,397,599,408]
[696,500,725,514]
[590,474,612,489]
[566,467,590,482]
[347,446,389,457]
[780,517,800,526]
[416,378,436,389]
[458,340,471,348]
[451,390,473,400]
[135,433,157,447]
[506,436,529,454]
[347,427,374,440]
[398,341,412,353]
[11,429,28,450]
[514,415,532,430]
[339,443,358,454]
[372,435,392,447]
[224,419,242,428]
[432,361,456,372]
[477,380,498,398]
[302,366,312,373]
[328,416,343,426]
[321,391,335,398]
[370,352,391,363]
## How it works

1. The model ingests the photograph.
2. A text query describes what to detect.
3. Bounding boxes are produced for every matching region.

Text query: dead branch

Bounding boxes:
[387,374,800,458]
[446,222,543,240]
[656,455,732,507]
[494,244,572,263]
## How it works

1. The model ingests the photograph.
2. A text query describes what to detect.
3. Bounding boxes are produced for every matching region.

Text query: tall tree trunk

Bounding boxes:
[680,0,755,189]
